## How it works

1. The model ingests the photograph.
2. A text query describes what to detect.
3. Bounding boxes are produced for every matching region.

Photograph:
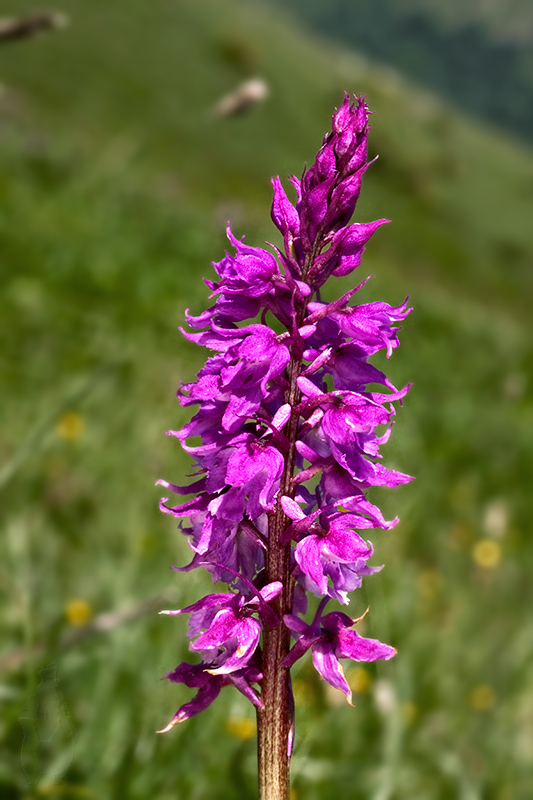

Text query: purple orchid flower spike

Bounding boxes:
[157,93,412,800]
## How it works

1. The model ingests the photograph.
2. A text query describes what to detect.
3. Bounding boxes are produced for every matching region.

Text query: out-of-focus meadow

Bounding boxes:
[1,0,533,798]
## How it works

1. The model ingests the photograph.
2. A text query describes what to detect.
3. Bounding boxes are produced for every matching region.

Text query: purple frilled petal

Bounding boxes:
[294,511,373,597]
[271,176,300,241]
[322,612,397,662]
[158,663,223,731]
[319,468,398,526]
[328,440,413,489]
[165,579,282,677]
[312,219,389,283]
[338,626,396,662]
[158,660,263,731]
[185,295,261,327]
[159,592,234,638]
[312,642,353,702]
[199,613,261,675]
[331,299,412,358]
[294,535,325,592]
[233,324,291,390]
[208,224,280,299]
[221,387,264,432]
[310,618,394,706]
[284,607,396,703]
[320,394,392,446]
[175,521,266,586]
[226,435,284,516]
[320,517,372,561]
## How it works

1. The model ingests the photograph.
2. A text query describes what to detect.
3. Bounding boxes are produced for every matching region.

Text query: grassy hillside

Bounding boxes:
[265,0,533,141]
[390,0,533,42]
[1,1,533,798]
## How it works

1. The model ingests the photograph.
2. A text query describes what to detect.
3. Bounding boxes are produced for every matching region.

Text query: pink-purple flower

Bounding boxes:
[158,94,412,744]
[282,601,396,705]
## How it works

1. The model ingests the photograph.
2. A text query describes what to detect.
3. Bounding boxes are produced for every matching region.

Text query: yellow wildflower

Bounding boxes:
[65,599,92,626]
[472,539,501,569]
[226,717,256,740]
[470,685,496,711]
[56,412,85,441]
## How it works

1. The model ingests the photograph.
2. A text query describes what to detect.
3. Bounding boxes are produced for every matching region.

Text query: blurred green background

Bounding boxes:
[269,0,533,142]
[1,1,532,798]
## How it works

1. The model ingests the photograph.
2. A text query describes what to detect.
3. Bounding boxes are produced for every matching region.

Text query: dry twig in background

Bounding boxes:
[0,12,68,45]
[210,77,269,117]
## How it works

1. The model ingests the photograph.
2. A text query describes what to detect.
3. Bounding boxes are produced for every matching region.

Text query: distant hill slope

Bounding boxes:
[264,0,533,142]
[1,0,532,316]
[390,0,533,43]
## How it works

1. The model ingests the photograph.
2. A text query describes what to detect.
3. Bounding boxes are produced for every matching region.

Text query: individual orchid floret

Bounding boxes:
[208,225,281,299]
[281,497,379,601]
[158,660,263,732]
[282,601,396,704]
[160,582,281,675]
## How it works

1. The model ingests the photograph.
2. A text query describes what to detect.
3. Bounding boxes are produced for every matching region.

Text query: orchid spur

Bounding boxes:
[158,93,412,800]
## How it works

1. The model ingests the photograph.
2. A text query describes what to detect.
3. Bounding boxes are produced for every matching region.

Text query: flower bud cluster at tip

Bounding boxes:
[158,94,412,730]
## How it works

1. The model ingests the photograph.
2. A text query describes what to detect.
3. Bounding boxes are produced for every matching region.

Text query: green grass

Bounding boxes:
[1,1,533,798]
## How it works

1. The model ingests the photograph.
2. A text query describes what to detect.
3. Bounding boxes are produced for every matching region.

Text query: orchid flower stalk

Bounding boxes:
[158,94,412,800]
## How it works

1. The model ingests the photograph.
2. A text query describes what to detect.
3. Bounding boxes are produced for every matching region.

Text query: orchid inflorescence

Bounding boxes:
[157,94,412,759]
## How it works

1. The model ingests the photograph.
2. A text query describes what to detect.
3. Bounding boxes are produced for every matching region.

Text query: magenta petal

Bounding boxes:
[303,176,336,238]
[271,176,300,238]
[159,665,223,730]
[191,608,240,650]
[158,682,221,729]
[229,672,263,709]
[336,628,396,662]
[226,439,284,496]
[295,536,328,593]
[280,496,305,521]
[283,613,314,636]
[175,593,234,615]
[258,581,283,603]
[323,527,371,563]
[330,220,389,277]
[331,219,389,254]
[271,403,291,431]
[207,617,261,674]
[312,643,352,703]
